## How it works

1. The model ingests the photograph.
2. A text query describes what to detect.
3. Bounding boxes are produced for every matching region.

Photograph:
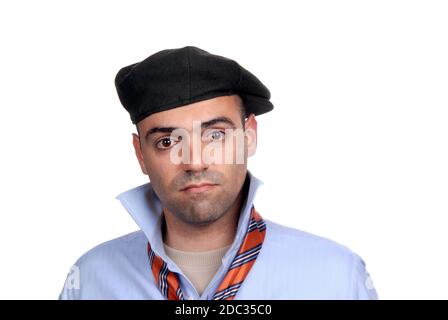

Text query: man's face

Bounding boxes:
[132,95,257,226]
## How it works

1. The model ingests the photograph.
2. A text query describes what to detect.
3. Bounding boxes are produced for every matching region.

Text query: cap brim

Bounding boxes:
[240,94,274,117]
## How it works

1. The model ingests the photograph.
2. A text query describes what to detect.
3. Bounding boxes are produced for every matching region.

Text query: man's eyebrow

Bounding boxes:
[201,116,237,129]
[144,127,177,141]
[143,116,237,141]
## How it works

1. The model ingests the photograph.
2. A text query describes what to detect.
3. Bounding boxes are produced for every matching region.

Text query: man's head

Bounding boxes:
[115,46,273,227]
[132,94,257,226]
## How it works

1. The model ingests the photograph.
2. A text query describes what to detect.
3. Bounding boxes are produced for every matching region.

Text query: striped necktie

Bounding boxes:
[147,205,266,300]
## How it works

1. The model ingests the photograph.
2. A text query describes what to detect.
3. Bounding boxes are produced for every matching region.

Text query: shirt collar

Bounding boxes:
[115,170,264,267]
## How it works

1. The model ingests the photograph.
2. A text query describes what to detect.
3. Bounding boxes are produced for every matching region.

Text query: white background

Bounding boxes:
[0,0,447,299]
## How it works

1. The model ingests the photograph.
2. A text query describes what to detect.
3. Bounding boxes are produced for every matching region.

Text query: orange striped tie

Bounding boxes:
[147,205,266,300]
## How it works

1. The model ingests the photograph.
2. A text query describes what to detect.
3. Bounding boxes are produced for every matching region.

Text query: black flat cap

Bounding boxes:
[115,46,274,124]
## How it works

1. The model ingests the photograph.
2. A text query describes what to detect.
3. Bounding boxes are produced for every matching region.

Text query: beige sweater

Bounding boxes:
[163,243,231,296]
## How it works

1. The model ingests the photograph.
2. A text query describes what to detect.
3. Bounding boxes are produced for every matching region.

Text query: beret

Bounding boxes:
[115,46,274,124]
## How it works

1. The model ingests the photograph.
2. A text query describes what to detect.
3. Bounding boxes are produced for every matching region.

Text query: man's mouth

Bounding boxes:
[181,183,218,193]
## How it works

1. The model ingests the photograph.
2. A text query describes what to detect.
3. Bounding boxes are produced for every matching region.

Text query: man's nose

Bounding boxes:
[180,132,209,172]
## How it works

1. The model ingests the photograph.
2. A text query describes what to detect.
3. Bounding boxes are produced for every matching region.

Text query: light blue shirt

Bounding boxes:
[59,171,378,300]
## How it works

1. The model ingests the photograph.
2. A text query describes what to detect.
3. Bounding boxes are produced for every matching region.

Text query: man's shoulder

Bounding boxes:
[74,230,147,268]
[244,220,378,299]
[264,219,359,265]
[59,230,150,299]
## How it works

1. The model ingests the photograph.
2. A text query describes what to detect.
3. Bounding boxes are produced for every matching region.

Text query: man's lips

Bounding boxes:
[181,183,218,193]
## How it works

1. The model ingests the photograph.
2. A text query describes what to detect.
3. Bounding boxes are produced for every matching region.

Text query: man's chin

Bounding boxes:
[180,211,224,226]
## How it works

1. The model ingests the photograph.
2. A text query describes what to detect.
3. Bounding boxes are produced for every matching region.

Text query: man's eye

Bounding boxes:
[204,130,226,142]
[156,136,181,149]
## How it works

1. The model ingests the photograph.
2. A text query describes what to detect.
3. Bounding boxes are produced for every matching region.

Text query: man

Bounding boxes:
[59,46,378,300]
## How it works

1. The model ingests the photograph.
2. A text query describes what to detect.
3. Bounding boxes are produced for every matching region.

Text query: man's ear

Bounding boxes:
[132,133,148,175]
[244,113,257,157]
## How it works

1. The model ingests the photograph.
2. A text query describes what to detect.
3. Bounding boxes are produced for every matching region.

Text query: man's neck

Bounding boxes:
[162,178,249,252]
